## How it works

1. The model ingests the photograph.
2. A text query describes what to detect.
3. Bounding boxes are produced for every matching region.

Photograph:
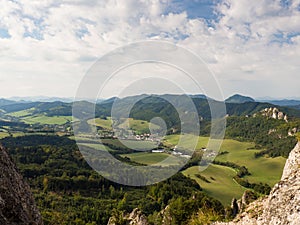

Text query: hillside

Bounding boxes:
[260,99,300,106]
[226,94,255,104]
[1,96,300,126]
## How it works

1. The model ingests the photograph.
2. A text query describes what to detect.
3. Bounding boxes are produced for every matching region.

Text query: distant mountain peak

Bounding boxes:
[225,94,255,104]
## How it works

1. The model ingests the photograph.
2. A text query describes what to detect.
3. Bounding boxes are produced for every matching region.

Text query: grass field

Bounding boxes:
[89,117,160,134]
[76,138,157,152]
[0,132,10,139]
[10,132,26,137]
[0,131,26,139]
[121,152,181,166]
[176,136,287,205]
[183,164,247,205]
[163,135,209,150]
[100,138,157,150]
[215,139,286,186]
[21,115,73,125]
[78,143,114,151]
[117,118,160,134]
[89,118,113,130]
[7,109,34,117]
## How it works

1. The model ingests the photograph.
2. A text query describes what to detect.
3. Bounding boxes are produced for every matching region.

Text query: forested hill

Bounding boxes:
[1,95,299,120]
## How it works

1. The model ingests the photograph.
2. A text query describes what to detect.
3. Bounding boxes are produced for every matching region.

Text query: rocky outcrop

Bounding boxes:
[281,142,300,180]
[215,142,300,225]
[256,107,288,122]
[107,208,148,225]
[259,142,300,225]
[0,146,43,225]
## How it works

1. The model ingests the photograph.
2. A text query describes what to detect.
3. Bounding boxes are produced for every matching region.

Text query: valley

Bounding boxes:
[0,94,299,224]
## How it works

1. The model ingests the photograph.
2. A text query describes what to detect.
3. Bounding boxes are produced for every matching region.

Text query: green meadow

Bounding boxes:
[163,135,286,205]
[78,142,113,151]
[21,115,73,125]
[215,139,286,186]
[0,132,10,139]
[183,164,247,205]
[89,117,160,134]
[99,138,157,151]
[89,118,113,130]
[7,109,34,117]
[117,118,160,133]
[163,134,209,150]
[121,152,181,166]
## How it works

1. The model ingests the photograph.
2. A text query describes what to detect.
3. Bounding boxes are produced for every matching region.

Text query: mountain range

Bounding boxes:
[1,94,300,125]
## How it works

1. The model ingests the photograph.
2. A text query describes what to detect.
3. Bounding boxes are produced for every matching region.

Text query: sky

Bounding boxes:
[0,0,300,100]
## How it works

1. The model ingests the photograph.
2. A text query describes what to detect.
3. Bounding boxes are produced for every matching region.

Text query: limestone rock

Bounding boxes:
[128,208,148,225]
[281,142,300,180]
[107,208,148,225]
[258,107,288,122]
[0,146,43,225]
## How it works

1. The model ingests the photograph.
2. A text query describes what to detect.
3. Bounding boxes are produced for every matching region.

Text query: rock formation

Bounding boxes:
[215,142,300,225]
[257,107,288,122]
[0,146,43,225]
[107,208,148,225]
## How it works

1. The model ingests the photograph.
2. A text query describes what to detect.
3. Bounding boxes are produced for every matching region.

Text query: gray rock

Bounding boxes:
[0,146,43,225]
[107,208,148,225]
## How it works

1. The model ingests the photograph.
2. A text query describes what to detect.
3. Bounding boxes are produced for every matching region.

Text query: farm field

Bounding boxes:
[89,117,161,134]
[121,152,181,166]
[88,118,113,130]
[21,115,73,125]
[7,109,34,117]
[163,135,209,150]
[165,135,286,186]
[74,137,158,151]
[183,164,247,205]
[0,132,10,139]
[97,138,157,151]
[215,139,286,186]
[180,137,286,204]
[78,142,114,151]
[117,118,160,134]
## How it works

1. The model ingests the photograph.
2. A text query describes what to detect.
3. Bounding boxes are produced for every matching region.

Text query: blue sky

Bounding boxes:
[0,0,299,99]
[166,0,218,20]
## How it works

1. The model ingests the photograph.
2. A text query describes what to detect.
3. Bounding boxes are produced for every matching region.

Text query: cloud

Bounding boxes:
[0,0,299,98]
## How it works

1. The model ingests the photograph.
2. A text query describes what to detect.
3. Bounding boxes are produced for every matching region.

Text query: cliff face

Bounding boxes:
[0,146,43,225]
[259,142,300,225]
[215,142,300,225]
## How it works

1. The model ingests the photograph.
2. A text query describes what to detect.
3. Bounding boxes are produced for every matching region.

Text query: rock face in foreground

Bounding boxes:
[0,146,43,225]
[215,142,300,225]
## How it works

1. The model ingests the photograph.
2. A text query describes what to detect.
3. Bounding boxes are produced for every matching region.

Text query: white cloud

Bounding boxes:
[0,0,299,98]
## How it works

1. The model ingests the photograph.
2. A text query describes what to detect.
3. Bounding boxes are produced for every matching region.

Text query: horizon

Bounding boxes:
[2,93,300,102]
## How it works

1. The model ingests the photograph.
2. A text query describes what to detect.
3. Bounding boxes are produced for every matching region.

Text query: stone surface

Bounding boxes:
[0,146,43,225]
[107,208,148,225]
